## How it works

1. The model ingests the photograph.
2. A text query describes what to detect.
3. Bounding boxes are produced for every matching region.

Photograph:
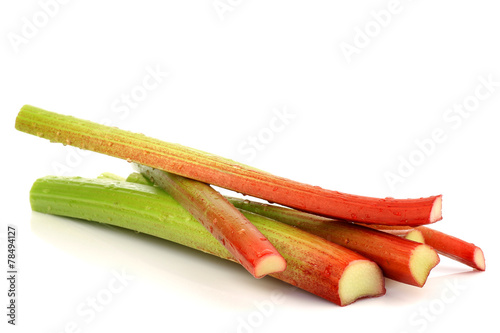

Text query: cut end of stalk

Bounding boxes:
[473,247,486,271]
[429,196,442,223]
[254,255,287,279]
[409,244,440,287]
[338,260,385,306]
[405,229,425,243]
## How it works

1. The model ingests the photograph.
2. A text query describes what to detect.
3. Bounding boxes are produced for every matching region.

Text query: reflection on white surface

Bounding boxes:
[30,211,310,307]
[30,210,482,305]
[19,210,492,333]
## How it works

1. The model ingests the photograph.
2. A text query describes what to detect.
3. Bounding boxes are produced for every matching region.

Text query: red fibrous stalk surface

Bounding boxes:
[228,197,440,287]
[15,105,442,226]
[135,164,286,278]
[415,226,485,271]
[30,176,386,306]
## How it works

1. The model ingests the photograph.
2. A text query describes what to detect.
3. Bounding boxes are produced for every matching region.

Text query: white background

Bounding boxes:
[1,1,499,332]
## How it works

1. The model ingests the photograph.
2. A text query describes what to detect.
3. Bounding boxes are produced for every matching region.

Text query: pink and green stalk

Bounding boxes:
[30,176,386,306]
[15,105,442,226]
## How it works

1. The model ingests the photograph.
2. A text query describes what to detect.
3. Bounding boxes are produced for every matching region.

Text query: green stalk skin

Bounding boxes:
[228,197,440,287]
[416,226,486,271]
[135,164,287,278]
[16,105,442,226]
[126,172,153,185]
[29,176,386,306]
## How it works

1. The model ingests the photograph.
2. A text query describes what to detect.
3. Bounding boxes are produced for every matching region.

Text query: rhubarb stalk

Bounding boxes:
[30,176,386,305]
[15,105,442,226]
[228,197,440,287]
[135,164,286,278]
[357,224,486,270]
[416,226,485,271]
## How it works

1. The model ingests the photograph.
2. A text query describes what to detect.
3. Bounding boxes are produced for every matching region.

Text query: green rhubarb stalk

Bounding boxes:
[16,105,442,226]
[126,172,152,185]
[135,164,286,278]
[228,197,440,287]
[30,176,386,306]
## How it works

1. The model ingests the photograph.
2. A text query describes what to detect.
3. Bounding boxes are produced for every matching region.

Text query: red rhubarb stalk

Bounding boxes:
[360,224,486,271]
[135,164,286,278]
[415,226,485,271]
[15,105,442,226]
[228,197,440,287]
